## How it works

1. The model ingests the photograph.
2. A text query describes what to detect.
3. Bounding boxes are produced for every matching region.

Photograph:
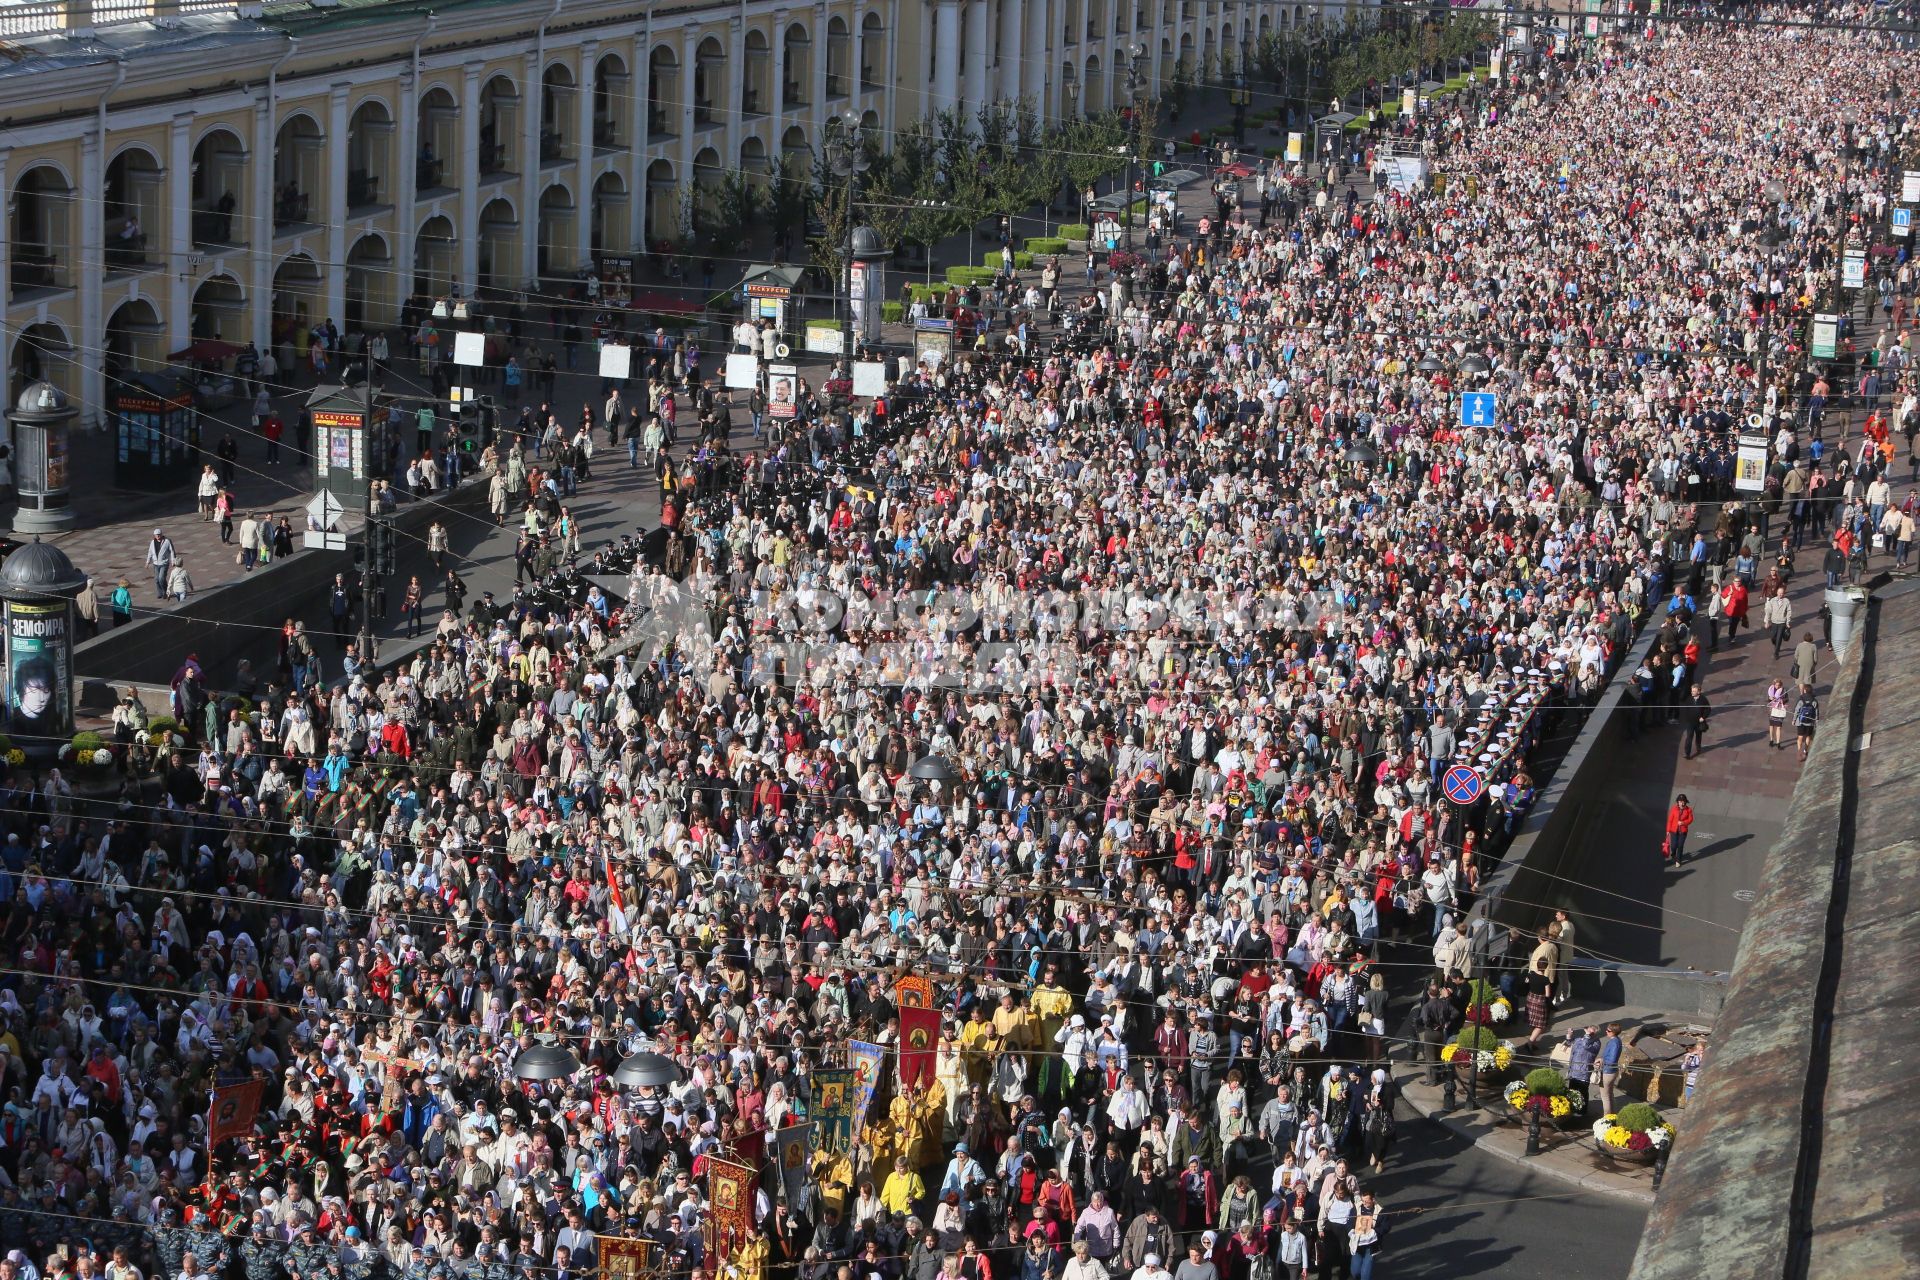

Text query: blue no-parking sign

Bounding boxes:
[1442,764,1486,806]
[1459,392,1498,428]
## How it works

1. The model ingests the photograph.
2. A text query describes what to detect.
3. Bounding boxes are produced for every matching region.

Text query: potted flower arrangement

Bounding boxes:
[1593,1102,1676,1160]
[68,731,116,773]
[1440,980,1516,1076]
[1505,1067,1580,1123]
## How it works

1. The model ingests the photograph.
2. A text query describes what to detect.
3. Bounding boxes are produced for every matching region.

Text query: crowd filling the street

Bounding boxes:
[4,6,1920,1280]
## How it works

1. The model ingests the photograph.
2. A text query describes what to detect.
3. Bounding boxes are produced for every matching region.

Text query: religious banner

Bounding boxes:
[898,1005,940,1089]
[208,1080,264,1147]
[810,1069,856,1154]
[895,974,934,1009]
[731,1127,767,1165]
[598,1235,654,1280]
[775,1123,814,1207]
[707,1157,759,1255]
[849,1041,886,1133]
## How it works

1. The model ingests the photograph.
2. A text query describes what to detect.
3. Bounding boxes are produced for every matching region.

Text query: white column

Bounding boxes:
[884,0,901,135]
[166,117,191,343]
[397,62,420,299]
[632,23,651,252]
[459,64,482,291]
[249,92,273,351]
[1001,0,1024,102]
[326,83,350,330]
[1148,1,1162,97]
[575,42,597,271]
[726,17,745,165]
[1026,0,1049,116]
[678,29,696,240]
[933,0,961,117]
[0,149,9,449]
[520,50,542,286]
[964,0,989,119]
[78,126,105,426]
[811,3,830,138]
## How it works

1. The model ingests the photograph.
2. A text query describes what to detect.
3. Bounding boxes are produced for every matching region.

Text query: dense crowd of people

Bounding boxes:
[2,9,1915,1280]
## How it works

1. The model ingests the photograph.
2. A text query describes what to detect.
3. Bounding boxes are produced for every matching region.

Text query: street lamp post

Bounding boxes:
[1232,75,1252,148]
[1123,45,1146,253]
[823,113,870,361]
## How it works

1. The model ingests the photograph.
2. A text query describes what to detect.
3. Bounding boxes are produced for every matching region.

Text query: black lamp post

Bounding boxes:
[1123,45,1147,253]
[1231,75,1252,148]
[823,113,870,361]
[1062,61,1079,120]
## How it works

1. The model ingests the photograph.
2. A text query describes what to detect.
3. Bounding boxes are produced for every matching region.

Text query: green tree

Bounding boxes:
[697,170,763,258]
[766,153,811,252]
[1166,58,1194,118]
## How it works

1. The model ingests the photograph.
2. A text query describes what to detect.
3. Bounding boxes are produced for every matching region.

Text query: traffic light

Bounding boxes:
[450,386,483,454]
[366,515,398,575]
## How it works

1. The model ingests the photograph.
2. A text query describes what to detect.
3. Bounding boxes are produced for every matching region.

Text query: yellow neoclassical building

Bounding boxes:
[1,0,1327,424]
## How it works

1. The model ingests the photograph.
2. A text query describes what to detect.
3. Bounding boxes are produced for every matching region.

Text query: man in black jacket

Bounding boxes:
[1682,684,1713,760]
[1412,982,1457,1087]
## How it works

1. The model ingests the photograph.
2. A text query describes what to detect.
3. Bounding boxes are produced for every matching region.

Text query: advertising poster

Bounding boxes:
[850,261,872,344]
[767,363,800,419]
[914,319,953,369]
[6,600,71,744]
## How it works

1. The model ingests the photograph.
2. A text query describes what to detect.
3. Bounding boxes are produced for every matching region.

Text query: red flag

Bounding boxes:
[208,1080,263,1147]
[898,1005,940,1088]
[605,849,629,939]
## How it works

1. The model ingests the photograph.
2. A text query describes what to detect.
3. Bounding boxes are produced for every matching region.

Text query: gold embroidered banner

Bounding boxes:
[598,1235,654,1280]
[707,1157,759,1255]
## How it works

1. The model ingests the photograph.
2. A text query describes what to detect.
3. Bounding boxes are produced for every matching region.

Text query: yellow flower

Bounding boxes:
[1493,1045,1514,1070]
[1603,1127,1631,1148]
[1549,1095,1573,1118]
[1440,1044,1459,1063]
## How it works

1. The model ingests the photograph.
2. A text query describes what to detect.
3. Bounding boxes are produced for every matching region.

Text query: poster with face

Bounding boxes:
[767,364,800,419]
[7,600,71,744]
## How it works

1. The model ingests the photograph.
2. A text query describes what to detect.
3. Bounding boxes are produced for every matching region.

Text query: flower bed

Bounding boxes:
[1593,1102,1675,1159]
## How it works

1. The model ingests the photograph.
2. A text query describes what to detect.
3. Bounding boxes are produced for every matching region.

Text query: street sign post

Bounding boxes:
[1459,392,1498,428]
[1903,169,1920,204]
[1811,313,1840,360]
[303,491,347,551]
[1894,207,1912,240]
[1842,248,1867,291]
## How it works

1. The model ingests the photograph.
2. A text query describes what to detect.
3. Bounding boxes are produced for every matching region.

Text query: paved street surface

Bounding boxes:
[1370,1111,1648,1280]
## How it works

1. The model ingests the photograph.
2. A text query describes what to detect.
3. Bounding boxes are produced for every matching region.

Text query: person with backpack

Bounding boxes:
[1794,684,1820,762]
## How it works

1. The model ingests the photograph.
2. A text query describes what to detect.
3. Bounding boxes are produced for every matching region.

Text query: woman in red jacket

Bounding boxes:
[1664,794,1695,864]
